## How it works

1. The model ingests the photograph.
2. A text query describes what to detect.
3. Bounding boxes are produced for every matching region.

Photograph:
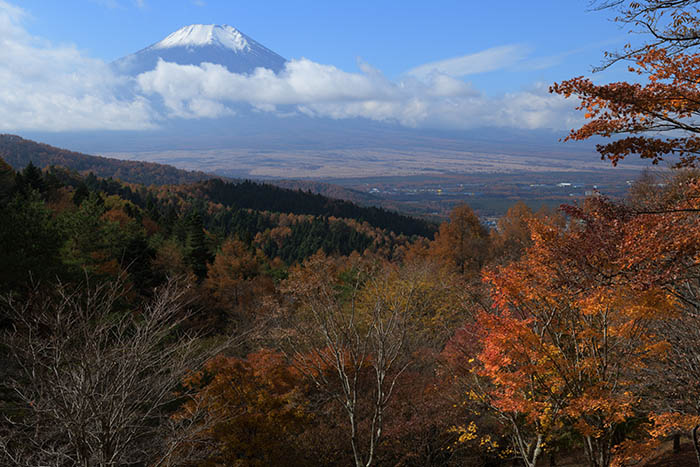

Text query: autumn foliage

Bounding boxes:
[551,2,700,167]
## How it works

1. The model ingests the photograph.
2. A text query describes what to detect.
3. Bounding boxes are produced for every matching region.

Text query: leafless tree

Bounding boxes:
[281,254,427,467]
[0,277,237,467]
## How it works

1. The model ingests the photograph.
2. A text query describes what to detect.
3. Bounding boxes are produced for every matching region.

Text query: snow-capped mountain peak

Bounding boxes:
[152,24,250,52]
[113,23,287,76]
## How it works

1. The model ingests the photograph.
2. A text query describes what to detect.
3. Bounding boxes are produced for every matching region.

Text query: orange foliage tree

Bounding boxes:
[472,199,676,467]
[204,237,267,311]
[605,175,700,465]
[172,350,310,466]
[551,1,700,167]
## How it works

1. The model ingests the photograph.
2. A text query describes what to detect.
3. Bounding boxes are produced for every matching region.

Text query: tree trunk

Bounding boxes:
[674,433,681,453]
[583,435,611,467]
[692,425,700,467]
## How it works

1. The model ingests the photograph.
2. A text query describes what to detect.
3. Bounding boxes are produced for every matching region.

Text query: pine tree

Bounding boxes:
[17,161,45,196]
[185,213,211,281]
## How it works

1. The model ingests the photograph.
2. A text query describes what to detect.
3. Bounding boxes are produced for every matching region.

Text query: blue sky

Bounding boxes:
[0,0,637,132]
[19,0,628,89]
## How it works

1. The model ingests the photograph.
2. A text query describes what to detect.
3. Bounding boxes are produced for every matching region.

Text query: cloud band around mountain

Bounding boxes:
[136,58,577,131]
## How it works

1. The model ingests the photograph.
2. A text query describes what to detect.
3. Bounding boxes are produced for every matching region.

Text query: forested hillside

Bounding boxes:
[192,178,436,238]
[0,158,422,290]
[0,154,532,466]
[0,134,214,185]
[0,132,436,239]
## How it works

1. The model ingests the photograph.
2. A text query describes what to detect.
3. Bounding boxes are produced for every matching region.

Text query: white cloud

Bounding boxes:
[406,44,532,79]
[0,0,580,132]
[0,2,155,131]
[0,0,26,35]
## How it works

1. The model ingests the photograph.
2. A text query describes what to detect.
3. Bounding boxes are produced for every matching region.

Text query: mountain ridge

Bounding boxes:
[0,134,214,186]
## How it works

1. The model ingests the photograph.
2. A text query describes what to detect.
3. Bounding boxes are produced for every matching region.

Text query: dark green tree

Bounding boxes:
[0,191,63,293]
[185,213,211,281]
[16,161,45,196]
[72,183,90,206]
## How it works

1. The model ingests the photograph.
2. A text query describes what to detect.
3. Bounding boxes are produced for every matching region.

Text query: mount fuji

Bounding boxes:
[112,24,287,76]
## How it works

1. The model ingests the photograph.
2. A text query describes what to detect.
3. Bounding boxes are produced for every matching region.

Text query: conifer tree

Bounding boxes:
[185,213,211,281]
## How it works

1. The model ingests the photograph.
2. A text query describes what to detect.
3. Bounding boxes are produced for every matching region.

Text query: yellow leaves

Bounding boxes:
[450,421,479,444]
[449,421,478,444]
[537,404,555,428]
[478,434,499,451]
[466,389,481,401]
[446,422,502,456]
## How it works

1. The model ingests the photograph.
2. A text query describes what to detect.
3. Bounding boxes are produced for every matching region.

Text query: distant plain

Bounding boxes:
[102,140,645,218]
